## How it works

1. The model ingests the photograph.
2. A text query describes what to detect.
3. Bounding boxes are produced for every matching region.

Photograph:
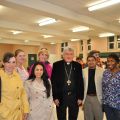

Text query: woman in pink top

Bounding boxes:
[15,49,29,81]
[29,48,52,79]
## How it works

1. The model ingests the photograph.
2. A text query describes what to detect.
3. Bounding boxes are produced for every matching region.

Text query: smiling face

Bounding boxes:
[16,51,26,65]
[38,51,49,62]
[107,57,118,71]
[4,57,16,74]
[34,64,44,79]
[87,57,96,69]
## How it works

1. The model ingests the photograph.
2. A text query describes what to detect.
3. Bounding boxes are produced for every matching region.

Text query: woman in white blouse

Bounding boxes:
[24,62,54,120]
[15,49,29,81]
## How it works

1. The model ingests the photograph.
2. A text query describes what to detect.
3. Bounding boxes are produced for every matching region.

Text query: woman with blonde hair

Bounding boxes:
[15,49,29,81]
[29,48,52,79]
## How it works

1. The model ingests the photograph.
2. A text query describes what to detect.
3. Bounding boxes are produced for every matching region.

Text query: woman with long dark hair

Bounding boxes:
[24,62,54,120]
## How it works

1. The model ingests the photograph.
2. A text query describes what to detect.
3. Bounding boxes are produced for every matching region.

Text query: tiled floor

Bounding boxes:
[78,109,106,120]
[53,106,107,120]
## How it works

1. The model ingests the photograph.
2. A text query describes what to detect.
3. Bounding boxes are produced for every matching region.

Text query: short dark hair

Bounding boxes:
[108,53,119,64]
[76,57,82,61]
[88,50,100,56]
[3,52,15,63]
[87,55,96,61]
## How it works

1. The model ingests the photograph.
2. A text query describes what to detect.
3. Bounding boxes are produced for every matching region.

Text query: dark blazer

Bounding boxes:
[51,60,84,102]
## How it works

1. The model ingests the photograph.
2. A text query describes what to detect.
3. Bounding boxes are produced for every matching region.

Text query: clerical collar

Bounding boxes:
[64,60,72,65]
[67,62,70,65]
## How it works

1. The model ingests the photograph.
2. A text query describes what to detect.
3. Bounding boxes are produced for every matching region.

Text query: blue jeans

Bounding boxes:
[103,105,120,120]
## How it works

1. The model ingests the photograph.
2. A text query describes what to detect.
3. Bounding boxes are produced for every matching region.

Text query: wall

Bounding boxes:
[0,43,59,67]
[0,37,119,66]
[92,37,108,52]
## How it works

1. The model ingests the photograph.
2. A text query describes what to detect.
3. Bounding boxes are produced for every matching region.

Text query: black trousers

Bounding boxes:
[56,95,79,120]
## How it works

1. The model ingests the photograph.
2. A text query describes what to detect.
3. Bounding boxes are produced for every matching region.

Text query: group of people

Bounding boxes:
[0,47,119,120]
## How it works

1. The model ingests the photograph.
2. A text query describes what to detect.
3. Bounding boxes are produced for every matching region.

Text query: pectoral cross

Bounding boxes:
[67,80,71,86]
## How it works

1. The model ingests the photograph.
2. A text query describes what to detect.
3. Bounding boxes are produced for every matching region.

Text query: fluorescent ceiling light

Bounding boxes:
[42,35,53,38]
[99,32,115,37]
[116,18,120,23]
[0,5,4,9]
[11,30,23,35]
[72,26,89,32]
[38,18,57,26]
[88,0,120,11]
[71,39,80,41]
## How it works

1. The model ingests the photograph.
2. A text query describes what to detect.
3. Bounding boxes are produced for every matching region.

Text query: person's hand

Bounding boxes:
[23,113,28,120]
[77,99,82,107]
[54,99,60,107]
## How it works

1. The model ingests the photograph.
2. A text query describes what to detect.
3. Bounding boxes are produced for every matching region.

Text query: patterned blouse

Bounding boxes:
[102,69,120,110]
[16,66,29,81]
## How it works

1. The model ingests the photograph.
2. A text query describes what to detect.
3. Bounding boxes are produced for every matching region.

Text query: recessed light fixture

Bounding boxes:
[70,39,80,41]
[88,0,120,11]
[38,18,57,26]
[116,18,120,23]
[24,40,29,43]
[99,32,115,37]
[72,26,89,32]
[11,30,23,35]
[118,20,120,23]
[42,35,53,38]
[0,5,4,9]
[50,42,55,44]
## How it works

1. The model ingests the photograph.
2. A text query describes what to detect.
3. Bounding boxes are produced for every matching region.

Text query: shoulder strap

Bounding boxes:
[0,77,1,102]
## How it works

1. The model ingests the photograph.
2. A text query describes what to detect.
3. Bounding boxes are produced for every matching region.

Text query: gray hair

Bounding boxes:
[63,47,74,55]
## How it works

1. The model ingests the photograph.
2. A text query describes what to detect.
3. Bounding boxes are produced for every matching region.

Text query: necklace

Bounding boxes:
[64,63,72,86]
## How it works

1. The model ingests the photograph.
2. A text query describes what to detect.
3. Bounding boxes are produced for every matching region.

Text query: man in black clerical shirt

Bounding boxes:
[51,47,84,120]
[82,55,104,120]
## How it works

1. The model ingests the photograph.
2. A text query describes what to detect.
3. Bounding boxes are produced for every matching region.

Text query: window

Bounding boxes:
[80,40,83,51]
[61,43,64,47]
[108,36,115,49]
[88,45,91,50]
[109,43,114,49]
[80,40,83,45]
[65,42,68,46]
[118,43,120,48]
[87,39,91,44]
[87,39,91,51]
[117,35,120,49]
[82,46,83,51]
[109,36,114,42]
[117,35,120,41]
[61,42,68,52]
